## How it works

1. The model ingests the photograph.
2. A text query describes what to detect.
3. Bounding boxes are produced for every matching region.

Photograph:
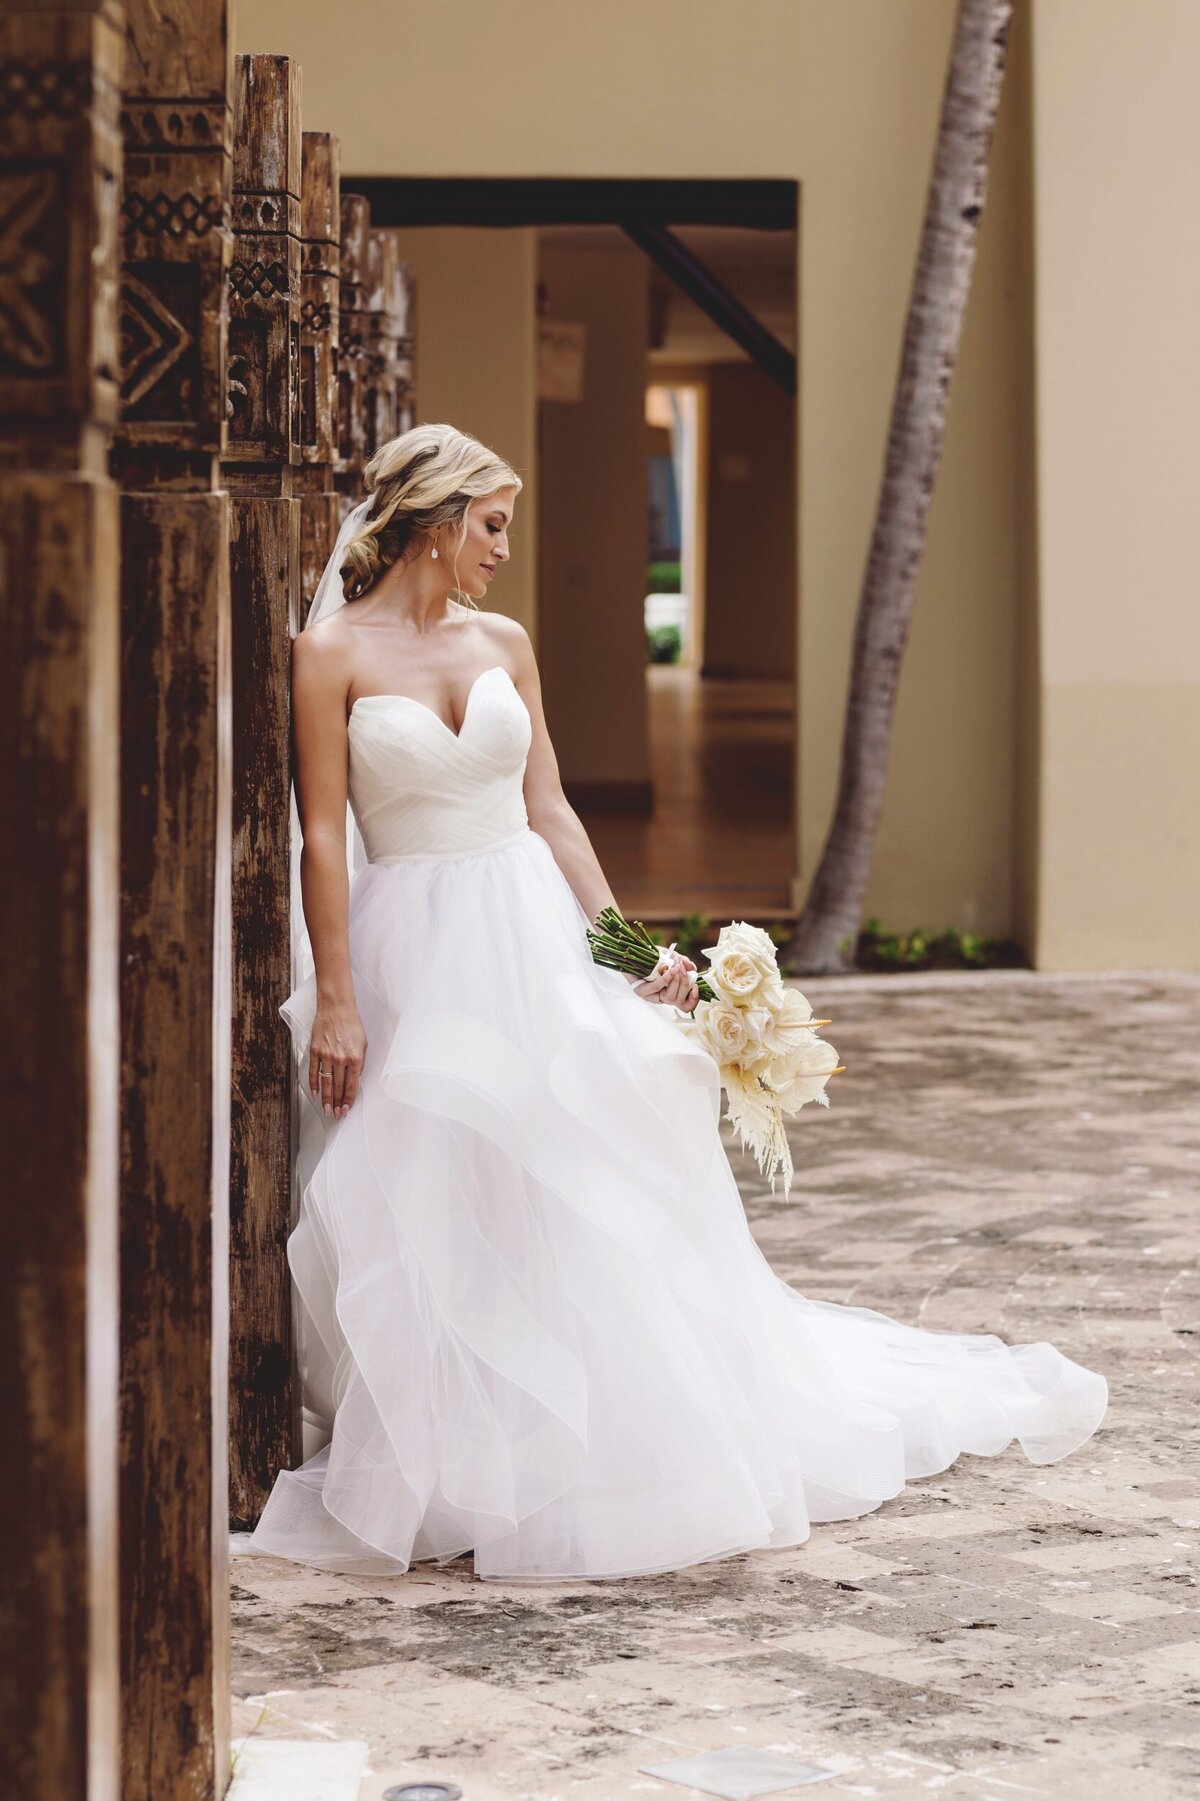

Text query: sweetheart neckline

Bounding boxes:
[348,664,511,743]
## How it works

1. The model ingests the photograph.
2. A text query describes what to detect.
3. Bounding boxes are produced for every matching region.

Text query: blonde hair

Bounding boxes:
[341,421,522,606]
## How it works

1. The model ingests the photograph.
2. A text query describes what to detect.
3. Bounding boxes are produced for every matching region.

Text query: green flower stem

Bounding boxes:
[587,906,716,1004]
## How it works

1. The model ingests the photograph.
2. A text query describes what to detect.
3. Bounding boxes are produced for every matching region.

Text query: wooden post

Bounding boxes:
[335,191,370,503]
[0,6,123,1797]
[298,129,341,621]
[364,228,417,456]
[362,225,390,459]
[224,51,304,1527]
[115,1,233,1794]
[394,245,417,437]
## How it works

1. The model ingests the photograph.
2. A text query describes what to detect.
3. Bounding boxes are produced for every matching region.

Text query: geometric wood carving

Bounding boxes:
[113,3,233,1797]
[225,54,300,464]
[119,268,193,406]
[0,5,123,1796]
[224,52,303,1527]
[299,130,339,465]
[115,0,232,470]
[0,165,66,373]
[335,190,370,500]
[297,128,340,618]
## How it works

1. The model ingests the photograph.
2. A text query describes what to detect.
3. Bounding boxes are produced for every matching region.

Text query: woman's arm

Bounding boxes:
[508,626,616,927]
[504,620,699,1011]
[291,627,369,1116]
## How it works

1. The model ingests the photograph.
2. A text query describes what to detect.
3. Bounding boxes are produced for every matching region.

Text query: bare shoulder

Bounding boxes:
[292,611,355,701]
[472,608,536,674]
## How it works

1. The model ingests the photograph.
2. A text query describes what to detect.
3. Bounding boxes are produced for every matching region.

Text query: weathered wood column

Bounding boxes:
[297,129,341,620]
[0,6,123,1797]
[335,191,370,504]
[115,1,233,1793]
[394,244,417,437]
[223,51,304,1525]
[362,226,392,458]
[364,230,416,453]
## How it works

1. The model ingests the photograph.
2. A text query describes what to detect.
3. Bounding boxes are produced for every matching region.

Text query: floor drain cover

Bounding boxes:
[382,1787,463,1801]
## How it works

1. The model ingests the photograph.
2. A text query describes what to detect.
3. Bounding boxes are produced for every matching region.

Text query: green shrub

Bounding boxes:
[646,624,682,664]
[853,918,1026,972]
[647,559,682,593]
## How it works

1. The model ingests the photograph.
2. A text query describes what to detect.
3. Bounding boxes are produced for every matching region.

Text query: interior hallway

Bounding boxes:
[576,665,794,924]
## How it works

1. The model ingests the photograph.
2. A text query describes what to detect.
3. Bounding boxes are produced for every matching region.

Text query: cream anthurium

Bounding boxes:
[761,987,820,1057]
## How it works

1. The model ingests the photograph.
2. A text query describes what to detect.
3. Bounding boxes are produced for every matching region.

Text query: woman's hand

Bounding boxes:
[630,951,700,1013]
[308,998,368,1118]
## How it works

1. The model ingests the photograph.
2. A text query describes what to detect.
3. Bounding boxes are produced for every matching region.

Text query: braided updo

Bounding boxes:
[340,421,522,606]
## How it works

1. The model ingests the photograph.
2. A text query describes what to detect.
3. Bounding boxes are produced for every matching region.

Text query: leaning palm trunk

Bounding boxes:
[788,0,1014,974]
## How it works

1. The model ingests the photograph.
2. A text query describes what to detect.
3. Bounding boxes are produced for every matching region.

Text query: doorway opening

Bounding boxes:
[645,381,704,672]
[351,179,798,926]
[536,218,796,923]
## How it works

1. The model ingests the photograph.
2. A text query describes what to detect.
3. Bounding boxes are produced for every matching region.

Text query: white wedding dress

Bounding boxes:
[244,662,1107,1582]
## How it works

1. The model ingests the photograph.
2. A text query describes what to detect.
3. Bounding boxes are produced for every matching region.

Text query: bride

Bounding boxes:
[244,422,1107,1582]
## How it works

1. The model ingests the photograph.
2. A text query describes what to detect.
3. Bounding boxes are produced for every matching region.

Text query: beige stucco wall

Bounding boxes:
[237,0,1200,966]
[238,0,1014,937]
[383,227,538,636]
[1027,0,1200,967]
[862,3,1027,938]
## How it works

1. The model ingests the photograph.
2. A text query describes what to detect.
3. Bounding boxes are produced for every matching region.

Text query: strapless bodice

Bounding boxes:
[348,664,532,862]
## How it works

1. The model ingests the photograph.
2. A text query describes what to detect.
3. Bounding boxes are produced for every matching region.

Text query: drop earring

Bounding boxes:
[430,541,439,560]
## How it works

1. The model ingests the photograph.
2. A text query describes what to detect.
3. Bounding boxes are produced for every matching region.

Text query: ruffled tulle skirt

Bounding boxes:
[243,826,1107,1581]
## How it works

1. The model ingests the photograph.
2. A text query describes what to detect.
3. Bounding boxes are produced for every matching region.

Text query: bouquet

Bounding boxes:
[587,908,842,1201]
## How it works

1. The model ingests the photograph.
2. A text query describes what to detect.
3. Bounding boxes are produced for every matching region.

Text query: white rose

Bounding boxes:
[680,998,727,1058]
[701,1000,752,1064]
[718,921,783,979]
[702,921,784,1008]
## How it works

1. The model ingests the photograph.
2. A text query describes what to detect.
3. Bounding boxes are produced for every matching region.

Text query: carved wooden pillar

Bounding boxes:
[223,51,303,1526]
[394,245,417,437]
[362,225,391,458]
[297,129,341,621]
[335,191,370,505]
[114,1,232,1794]
[368,231,417,452]
[0,7,123,1797]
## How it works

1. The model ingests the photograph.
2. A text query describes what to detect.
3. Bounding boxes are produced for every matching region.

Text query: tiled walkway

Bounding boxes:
[231,971,1199,1800]
[579,665,795,921]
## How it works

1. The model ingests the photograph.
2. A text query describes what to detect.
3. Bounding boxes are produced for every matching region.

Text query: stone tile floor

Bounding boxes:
[232,971,1200,1800]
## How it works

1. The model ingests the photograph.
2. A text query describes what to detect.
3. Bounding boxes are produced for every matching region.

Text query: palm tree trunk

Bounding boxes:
[787,0,1014,974]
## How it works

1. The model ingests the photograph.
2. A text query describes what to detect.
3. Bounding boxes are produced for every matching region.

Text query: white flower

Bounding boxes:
[760,986,818,1055]
[761,1034,841,1111]
[722,1061,796,1199]
[697,998,752,1062]
[702,921,785,1009]
[671,924,841,1204]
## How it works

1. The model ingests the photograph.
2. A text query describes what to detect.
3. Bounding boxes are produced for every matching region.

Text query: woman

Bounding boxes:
[245,422,1106,1582]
